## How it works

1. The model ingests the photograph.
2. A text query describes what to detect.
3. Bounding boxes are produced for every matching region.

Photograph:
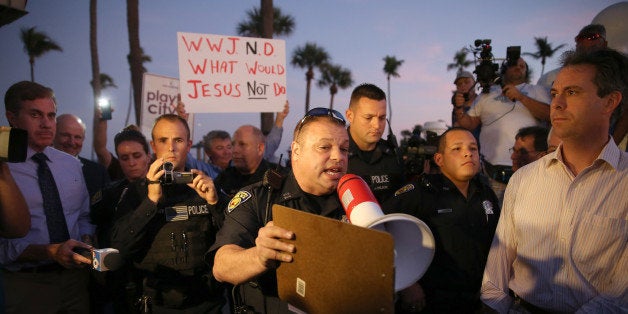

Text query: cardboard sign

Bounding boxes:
[140,73,191,140]
[273,205,394,313]
[177,32,286,113]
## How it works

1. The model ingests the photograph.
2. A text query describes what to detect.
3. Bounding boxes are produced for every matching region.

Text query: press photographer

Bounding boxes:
[454,39,551,205]
[450,71,480,139]
[109,114,227,313]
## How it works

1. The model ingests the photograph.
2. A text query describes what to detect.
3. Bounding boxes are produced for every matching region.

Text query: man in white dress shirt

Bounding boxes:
[481,49,627,313]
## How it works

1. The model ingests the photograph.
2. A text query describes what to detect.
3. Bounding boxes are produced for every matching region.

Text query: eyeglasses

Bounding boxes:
[295,107,346,138]
[575,33,603,42]
[509,147,540,156]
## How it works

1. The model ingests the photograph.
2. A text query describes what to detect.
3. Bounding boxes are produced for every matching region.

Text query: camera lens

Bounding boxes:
[161,161,174,185]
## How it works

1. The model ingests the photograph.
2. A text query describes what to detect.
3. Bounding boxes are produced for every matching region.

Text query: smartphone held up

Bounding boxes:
[98,98,112,120]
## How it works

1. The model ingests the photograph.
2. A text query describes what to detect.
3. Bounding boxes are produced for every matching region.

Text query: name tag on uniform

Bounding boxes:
[437,208,453,214]
[165,206,189,222]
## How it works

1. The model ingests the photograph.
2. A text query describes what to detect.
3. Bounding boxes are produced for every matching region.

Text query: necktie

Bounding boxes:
[32,152,70,243]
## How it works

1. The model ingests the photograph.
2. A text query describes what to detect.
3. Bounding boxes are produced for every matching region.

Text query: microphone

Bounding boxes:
[74,247,123,271]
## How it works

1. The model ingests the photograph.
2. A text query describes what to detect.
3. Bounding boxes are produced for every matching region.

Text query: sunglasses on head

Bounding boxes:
[575,33,603,42]
[295,107,346,137]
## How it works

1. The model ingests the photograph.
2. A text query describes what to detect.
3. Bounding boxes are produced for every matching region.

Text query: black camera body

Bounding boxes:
[0,127,27,163]
[450,92,470,106]
[400,129,439,180]
[471,39,521,93]
[161,161,196,185]
[472,39,500,94]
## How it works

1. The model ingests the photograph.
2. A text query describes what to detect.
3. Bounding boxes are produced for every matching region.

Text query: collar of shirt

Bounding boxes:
[348,132,394,160]
[546,137,623,173]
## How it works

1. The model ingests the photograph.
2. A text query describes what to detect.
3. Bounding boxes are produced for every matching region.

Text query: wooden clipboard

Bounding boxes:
[273,204,395,314]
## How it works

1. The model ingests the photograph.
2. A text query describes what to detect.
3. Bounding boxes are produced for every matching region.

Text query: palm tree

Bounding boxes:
[127,0,144,125]
[382,55,404,125]
[90,0,101,157]
[318,63,353,110]
[523,37,566,76]
[20,26,63,82]
[127,47,152,72]
[236,5,295,38]
[91,73,118,90]
[291,43,330,113]
[446,48,472,73]
[237,1,295,133]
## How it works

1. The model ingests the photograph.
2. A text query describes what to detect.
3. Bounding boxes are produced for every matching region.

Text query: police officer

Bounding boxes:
[383,127,500,313]
[110,114,226,313]
[346,83,405,204]
[210,108,349,313]
[90,127,152,313]
[214,125,278,198]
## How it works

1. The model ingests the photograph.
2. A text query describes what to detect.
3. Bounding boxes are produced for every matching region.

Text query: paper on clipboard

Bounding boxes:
[273,204,395,314]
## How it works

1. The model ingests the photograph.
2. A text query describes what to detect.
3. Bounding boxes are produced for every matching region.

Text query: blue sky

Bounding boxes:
[1,0,625,159]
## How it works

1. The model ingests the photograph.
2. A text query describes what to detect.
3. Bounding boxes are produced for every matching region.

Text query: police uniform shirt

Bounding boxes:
[110,180,224,272]
[109,178,227,310]
[347,131,405,204]
[90,178,131,248]
[214,159,276,198]
[384,174,500,300]
[209,171,345,296]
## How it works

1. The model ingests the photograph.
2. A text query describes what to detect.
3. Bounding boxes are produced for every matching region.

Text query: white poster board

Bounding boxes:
[140,73,194,140]
[177,32,286,113]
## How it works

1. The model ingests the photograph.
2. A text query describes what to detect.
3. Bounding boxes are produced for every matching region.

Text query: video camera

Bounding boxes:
[0,127,27,163]
[161,161,196,185]
[470,39,521,93]
[400,127,439,180]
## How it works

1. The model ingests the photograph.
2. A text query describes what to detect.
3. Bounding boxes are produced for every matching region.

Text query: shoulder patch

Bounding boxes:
[394,183,415,196]
[483,200,494,215]
[90,190,103,205]
[227,191,252,213]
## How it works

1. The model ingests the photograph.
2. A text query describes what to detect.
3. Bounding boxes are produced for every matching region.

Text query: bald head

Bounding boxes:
[54,114,86,156]
[232,125,265,174]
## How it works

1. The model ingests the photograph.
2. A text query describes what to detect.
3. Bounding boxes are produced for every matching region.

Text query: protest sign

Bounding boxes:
[140,73,194,140]
[177,32,286,113]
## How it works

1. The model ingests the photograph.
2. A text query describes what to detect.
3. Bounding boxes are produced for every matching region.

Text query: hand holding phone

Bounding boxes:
[98,98,112,120]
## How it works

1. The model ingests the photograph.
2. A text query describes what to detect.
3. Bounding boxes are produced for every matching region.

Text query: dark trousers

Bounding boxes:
[3,267,89,314]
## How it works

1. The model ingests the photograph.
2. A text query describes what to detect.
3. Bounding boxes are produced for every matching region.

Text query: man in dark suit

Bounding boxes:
[54,113,110,196]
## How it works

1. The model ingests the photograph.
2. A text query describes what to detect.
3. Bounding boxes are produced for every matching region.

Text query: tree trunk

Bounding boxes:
[259,0,274,134]
[127,0,142,125]
[90,0,101,159]
[329,84,337,110]
[29,58,34,82]
[305,67,313,113]
[90,0,101,115]
[387,76,392,125]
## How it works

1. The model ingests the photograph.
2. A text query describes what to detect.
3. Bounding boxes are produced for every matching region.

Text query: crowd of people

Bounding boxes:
[0,23,626,314]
